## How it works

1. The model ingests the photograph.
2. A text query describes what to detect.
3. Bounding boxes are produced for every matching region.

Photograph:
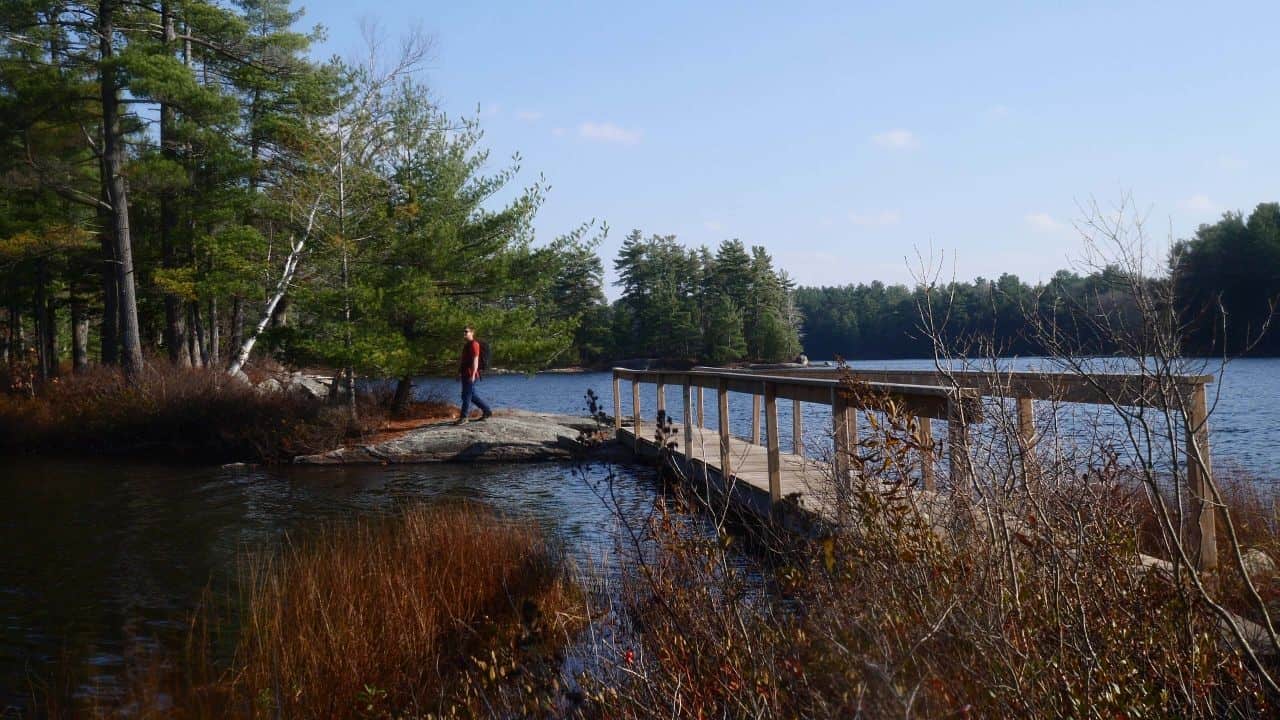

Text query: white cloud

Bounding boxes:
[871,129,918,150]
[848,210,901,227]
[1184,194,1219,213]
[578,121,643,145]
[515,110,543,122]
[1025,212,1063,232]
[551,127,567,137]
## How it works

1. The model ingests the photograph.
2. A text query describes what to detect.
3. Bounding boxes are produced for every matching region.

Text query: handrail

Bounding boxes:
[612,364,1220,571]
[696,366,1213,407]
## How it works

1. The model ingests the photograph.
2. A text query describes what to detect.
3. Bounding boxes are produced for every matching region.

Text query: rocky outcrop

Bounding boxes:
[293,411,610,465]
[254,372,331,399]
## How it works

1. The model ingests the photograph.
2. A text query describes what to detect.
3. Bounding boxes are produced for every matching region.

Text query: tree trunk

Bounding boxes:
[270,295,288,328]
[192,301,209,367]
[34,262,49,382]
[100,0,144,377]
[71,299,89,373]
[208,298,219,366]
[228,296,243,368]
[160,2,189,367]
[392,375,414,417]
[44,290,58,378]
[98,193,119,366]
[346,367,358,421]
[228,188,324,376]
[186,303,202,368]
[11,307,26,362]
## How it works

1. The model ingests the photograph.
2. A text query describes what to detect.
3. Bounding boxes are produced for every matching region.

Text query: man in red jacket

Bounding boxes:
[456,325,492,425]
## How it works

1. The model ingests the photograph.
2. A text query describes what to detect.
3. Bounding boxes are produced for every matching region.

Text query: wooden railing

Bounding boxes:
[614,365,1219,569]
[612,367,984,500]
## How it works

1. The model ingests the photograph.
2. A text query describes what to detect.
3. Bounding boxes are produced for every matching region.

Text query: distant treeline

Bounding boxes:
[568,232,803,367]
[794,203,1280,360]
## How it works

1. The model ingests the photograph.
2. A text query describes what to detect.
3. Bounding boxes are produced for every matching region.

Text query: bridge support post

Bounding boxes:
[718,378,732,480]
[612,373,621,430]
[793,398,804,458]
[1185,385,1217,571]
[1016,397,1039,486]
[752,390,762,445]
[947,398,973,488]
[918,417,935,490]
[832,388,852,485]
[765,382,781,505]
[682,377,693,467]
[632,380,641,453]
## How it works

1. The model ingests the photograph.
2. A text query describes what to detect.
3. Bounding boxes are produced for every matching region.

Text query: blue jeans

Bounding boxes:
[460,377,491,418]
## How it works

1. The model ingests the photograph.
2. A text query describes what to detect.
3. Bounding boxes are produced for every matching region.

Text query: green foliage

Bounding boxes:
[1173,203,1280,355]
[610,233,800,364]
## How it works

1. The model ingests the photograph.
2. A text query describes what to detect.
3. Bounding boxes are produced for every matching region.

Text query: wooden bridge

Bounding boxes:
[612,365,1220,568]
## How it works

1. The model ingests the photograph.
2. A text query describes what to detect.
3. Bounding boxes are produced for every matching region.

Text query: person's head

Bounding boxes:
[463,326,475,341]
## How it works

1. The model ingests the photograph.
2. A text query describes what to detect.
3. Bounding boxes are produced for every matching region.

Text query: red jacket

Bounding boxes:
[459,340,482,380]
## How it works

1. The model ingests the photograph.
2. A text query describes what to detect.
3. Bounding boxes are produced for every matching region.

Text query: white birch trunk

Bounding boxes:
[227,196,323,375]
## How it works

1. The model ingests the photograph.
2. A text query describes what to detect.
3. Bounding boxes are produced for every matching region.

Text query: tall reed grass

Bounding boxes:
[50,504,580,718]
[0,364,378,462]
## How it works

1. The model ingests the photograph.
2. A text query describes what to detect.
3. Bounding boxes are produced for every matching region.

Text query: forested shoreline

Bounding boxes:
[2,0,1277,388]
[1,0,607,396]
[795,203,1280,361]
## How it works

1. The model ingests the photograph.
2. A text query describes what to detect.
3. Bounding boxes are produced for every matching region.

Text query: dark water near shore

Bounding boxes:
[3,357,1278,710]
[0,459,655,710]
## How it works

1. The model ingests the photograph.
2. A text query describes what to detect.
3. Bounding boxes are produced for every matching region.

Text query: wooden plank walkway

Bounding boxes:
[619,420,837,526]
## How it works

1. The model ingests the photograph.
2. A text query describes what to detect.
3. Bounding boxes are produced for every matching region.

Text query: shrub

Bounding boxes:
[0,364,382,462]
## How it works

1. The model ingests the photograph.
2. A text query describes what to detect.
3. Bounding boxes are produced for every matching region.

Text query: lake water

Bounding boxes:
[3,357,1278,710]
[413,358,1280,481]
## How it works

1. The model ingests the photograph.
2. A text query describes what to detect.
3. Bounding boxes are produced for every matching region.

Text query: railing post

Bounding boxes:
[792,398,804,458]
[947,396,973,488]
[632,378,641,453]
[765,382,781,504]
[696,385,705,428]
[917,416,935,490]
[751,390,762,445]
[682,376,693,464]
[612,372,622,430]
[656,373,666,414]
[832,388,851,484]
[1016,397,1038,485]
[1185,384,1217,571]
[718,378,732,480]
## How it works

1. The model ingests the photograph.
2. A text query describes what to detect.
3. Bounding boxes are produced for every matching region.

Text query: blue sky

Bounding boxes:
[302,0,1280,296]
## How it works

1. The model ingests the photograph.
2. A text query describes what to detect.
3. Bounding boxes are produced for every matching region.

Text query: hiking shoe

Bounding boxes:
[453,417,469,426]
[480,411,493,421]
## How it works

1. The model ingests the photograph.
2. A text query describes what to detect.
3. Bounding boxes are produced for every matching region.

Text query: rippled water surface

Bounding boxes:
[3,357,1278,709]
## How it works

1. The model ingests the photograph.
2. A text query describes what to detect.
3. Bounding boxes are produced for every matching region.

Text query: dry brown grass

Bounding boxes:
[0,363,381,462]
[225,504,574,717]
[581,481,1272,718]
[50,504,582,718]
[575,382,1278,719]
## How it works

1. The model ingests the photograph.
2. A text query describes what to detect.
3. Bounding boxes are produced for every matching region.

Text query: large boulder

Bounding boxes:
[293,411,607,465]
[287,372,331,400]
[1242,548,1276,582]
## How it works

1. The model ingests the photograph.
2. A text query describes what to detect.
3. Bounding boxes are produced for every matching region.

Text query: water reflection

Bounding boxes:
[0,458,656,707]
